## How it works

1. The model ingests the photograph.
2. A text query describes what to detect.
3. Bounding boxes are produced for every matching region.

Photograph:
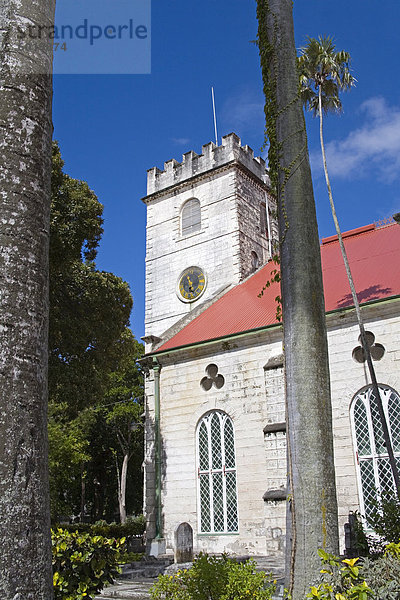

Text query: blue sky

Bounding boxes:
[52,0,400,340]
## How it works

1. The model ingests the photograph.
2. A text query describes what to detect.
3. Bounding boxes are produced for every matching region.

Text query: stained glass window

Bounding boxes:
[197,411,238,533]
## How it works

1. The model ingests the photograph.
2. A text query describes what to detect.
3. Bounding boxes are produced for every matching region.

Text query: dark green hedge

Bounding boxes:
[58,515,145,539]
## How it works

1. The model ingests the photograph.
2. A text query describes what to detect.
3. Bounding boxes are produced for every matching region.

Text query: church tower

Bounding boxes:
[142,133,278,347]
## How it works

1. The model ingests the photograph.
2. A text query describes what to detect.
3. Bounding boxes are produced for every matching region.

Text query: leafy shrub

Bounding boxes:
[367,494,400,545]
[115,551,144,564]
[150,553,276,600]
[305,550,372,600]
[306,546,400,600]
[220,560,276,600]
[58,514,145,539]
[358,543,400,600]
[52,528,125,600]
[351,512,371,557]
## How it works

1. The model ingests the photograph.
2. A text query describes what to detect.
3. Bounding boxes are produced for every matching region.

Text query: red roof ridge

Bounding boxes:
[321,223,375,245]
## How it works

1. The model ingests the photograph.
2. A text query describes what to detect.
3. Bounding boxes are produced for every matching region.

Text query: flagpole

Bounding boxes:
[211,87,218,145]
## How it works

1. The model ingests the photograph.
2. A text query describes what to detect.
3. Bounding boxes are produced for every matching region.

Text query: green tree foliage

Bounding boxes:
[105,345,144,523]
[49,141,133,418]
[81,333,145,523]
[298,36,354,116]
[48,406,91,520]
[49,143,144,522]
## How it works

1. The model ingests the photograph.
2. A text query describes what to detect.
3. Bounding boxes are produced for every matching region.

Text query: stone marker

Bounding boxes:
[174,522,193,564]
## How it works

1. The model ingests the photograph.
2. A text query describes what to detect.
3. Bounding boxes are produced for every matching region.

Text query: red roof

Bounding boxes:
[156,223,400,352]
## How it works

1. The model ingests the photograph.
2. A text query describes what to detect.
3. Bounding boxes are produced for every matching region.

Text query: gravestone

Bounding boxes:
[174,522,193,564]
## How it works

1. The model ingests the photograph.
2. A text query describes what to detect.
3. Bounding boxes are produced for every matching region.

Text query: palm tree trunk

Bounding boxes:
[257,2,338,598]
[318,87,400,496]
[0,1,55,597]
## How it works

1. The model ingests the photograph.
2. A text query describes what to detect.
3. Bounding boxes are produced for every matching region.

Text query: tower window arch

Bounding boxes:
[251,251,259,272]
[350,384,400,522]
[181,198,201,236]
[197,411,239,534]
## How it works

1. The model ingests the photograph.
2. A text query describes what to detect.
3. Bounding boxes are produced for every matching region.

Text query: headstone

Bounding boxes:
[344,512,357,558]
[174,522,193,564]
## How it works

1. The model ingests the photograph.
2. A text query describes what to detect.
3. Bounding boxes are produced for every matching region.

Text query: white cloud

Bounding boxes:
[171,137,190,146]
[311,97,400,182]
[221,88,264,134]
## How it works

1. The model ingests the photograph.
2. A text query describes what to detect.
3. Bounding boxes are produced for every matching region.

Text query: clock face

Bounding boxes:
[178,266,206,302]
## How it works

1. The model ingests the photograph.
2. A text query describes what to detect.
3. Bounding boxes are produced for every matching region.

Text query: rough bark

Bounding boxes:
[257,2,339,597]
[0,1,55,598]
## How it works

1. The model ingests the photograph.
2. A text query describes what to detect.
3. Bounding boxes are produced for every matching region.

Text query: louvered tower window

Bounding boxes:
[197,411,238,534]
[351,385,400,522]
[181,198,201,236]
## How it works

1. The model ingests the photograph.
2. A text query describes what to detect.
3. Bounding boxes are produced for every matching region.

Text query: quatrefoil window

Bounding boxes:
[200,364,225,391]
[352,331,385,364]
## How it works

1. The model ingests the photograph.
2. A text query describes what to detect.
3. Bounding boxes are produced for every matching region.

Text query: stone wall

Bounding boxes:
[143,299,400,558]
[144,330,285,557]
[327,302,400,540]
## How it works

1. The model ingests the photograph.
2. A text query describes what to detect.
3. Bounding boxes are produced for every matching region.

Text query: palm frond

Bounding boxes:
[297,35,355,114]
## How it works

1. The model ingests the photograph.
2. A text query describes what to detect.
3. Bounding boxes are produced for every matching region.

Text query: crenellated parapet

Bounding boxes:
[146,133,268,196]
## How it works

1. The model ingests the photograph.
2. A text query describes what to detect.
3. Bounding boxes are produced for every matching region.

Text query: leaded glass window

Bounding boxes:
[197,411,239,534]
[351,385,400,522]
[181,198,201,236]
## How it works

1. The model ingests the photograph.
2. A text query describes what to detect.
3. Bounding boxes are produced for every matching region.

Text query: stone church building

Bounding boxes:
[141,133,400,560]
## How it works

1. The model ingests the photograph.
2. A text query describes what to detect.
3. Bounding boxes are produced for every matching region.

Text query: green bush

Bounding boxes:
[306,545,400,600]
[359,543,400,600]
[220,560,276,600]
[52,528,125,600]
[150,553,276,600]
[58,514,145,539]
[305,550,373,600]
[367,494,400,545]
[115,551,144,564]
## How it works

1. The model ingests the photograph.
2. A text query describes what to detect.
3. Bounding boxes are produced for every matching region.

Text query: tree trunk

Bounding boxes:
[119,453,129,524]
[257,2,339,598]
[0,1,55,598]
[80,463,86,522]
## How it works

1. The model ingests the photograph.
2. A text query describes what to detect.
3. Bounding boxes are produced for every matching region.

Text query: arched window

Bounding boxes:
[197,411,238,534]
[251,251,259,272]
[181,198,201,236]
[351,385,400,521]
